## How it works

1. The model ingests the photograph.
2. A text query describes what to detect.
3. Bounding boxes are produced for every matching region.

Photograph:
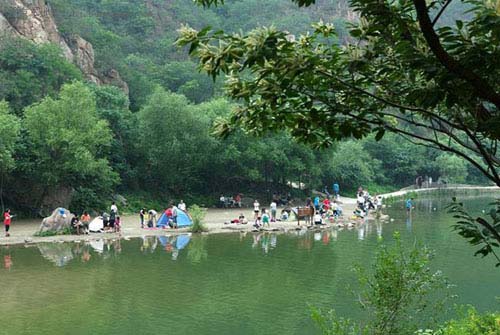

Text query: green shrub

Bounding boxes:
[189,204,208,233]
[439,308,500,335]
[34,227,72,237]
[312,233,452,335]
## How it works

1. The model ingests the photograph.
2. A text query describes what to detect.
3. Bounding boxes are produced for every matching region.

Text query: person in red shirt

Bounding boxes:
[4,209,12,237]
[322,198,330,211]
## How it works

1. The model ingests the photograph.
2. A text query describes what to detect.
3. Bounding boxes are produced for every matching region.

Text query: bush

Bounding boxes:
[311,233,452,335]
[34,227,72,237]
[439,308,500,335]
[189,204,208,233]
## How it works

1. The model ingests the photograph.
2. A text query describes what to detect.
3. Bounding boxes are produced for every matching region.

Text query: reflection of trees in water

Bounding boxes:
[188,235,208,264]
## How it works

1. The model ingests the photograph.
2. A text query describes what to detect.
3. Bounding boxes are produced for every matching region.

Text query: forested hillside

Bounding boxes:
[0,0,482,215]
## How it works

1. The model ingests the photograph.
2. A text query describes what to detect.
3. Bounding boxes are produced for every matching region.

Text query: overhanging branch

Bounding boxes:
[413,0,500,109]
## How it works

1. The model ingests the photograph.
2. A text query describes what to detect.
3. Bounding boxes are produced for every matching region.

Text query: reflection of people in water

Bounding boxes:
[270,234,277,249]
[261,234,270,253]
[322,231,330,245]
[331,229,338,241]
[406,215,412,231]
[113,239,122,255]
[81,249,91,262]
[252,234,261,249]
[376,220,383,239]
[357,223,365,241]
[141,236,158,253]
[4,254,12,270]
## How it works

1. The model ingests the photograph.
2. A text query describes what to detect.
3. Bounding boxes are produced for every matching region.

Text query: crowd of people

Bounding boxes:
[139,200,188,229]
[355,187,383,218]
[70,201,122,235]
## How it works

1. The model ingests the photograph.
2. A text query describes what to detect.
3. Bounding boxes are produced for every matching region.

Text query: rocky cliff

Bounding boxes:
[0,0,128,94]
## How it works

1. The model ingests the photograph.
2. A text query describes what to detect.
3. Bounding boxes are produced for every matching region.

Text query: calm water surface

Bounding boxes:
[0,197,498,335]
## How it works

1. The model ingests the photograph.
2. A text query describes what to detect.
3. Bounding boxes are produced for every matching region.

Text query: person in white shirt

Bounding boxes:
[111,202,118,214]
[270,201,277,221]
[314,213,323,225]
[253,200,260,222]
[178,200,186,211]
[357,193,365,210]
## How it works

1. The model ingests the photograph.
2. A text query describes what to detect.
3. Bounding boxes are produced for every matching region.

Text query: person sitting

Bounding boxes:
[70,215,82,235]
[219,195,226,208]
[313,213,323,225]
[353,208,365,218]
[332,201,343,217]
[238,213,247,224]
[80,211,91,234]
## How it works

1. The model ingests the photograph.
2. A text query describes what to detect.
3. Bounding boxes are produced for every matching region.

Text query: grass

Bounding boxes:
[34,227,72,237]
[189,204,208,233]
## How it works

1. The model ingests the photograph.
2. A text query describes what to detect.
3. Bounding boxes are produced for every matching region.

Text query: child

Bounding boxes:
[261,208,270,227]
[4,209,12,237]
[115,216,121,233]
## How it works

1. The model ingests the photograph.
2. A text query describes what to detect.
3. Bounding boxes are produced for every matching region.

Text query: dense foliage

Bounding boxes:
[0,0,490,214]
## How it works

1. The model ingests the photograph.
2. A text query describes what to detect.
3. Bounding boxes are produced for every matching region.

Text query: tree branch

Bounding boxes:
[413,0,500,109]
[432,0,453,27]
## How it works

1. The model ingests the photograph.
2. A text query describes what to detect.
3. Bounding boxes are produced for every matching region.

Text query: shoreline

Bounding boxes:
[1,186,498,247]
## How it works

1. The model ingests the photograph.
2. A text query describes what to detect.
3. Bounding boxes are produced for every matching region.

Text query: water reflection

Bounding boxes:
[9,220,391,268]
[187,235,207,264]
[4,254,12,270]
[38,243,74,267]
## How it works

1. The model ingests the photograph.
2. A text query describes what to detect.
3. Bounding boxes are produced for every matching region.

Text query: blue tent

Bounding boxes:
[157,209,193,228]
[176,234,191,250]
[158,236,169,247]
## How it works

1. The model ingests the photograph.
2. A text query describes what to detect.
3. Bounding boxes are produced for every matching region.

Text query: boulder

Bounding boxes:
[39,207,74,233]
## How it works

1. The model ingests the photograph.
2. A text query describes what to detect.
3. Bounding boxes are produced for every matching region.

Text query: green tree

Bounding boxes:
[0,37,82,113]
[179,0,500,261]
[180,0,499,186]
[325,141,378,193]
[22,82,118,209]
[90,84,141,189]
[0,100,21,211]
[137,87,216,195]
[436,154,468,183]
[0,101,20,173]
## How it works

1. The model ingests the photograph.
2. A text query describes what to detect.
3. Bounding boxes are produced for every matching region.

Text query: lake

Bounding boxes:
[0,196,498,335]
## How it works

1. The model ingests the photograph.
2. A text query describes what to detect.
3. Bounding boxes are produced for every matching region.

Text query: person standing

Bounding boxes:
[270,200,277,222]
[253,200,260,222]
[333,183,340,200]
[109,210,116,232]
[178,200,186,212]
[357,192,366,210]
[314,196,320,211]
[172,204,178,226]
[4,209,12,237]
[261,209,270,227]
[139,208,145,228]
[111,202,118,215]
[406,198,414,213]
